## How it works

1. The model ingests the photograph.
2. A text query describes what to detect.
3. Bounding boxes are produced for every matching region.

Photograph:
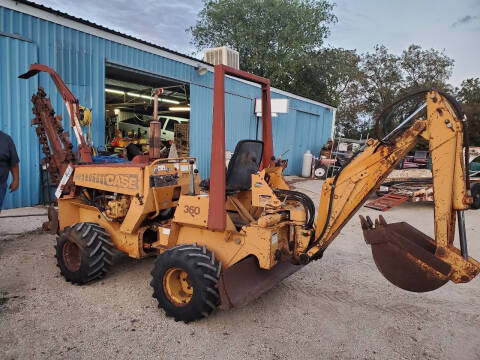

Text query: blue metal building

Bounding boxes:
[0,0,335,209]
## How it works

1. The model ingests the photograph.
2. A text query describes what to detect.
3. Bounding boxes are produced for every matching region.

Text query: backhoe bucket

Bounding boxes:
[360,215,451,292]
[217,256,303,309]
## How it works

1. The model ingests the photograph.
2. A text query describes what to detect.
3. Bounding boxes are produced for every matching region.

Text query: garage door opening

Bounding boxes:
[104,63,190,159]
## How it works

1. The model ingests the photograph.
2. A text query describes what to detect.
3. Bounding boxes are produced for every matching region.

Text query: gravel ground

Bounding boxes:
[1,178,480,360]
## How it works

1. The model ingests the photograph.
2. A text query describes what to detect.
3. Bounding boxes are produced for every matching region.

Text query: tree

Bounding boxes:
[457,78,480,103]
[335,44,455,138]
[334,45,404,138]
[293,48,362,106]
[335,81,368,139]
[358,45,404,118]
[188,0,336,94]
[463,103,480,146]
[400,44,454,91]
[189,3,460,141]
[457,78,480,145]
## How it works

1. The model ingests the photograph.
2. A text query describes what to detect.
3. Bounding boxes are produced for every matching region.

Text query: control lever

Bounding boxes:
[189,160,197,195]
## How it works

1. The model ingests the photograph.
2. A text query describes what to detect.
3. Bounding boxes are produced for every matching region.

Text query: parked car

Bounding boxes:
[413,150,429,165]
[119,115,188,142]
[397,150,430,169]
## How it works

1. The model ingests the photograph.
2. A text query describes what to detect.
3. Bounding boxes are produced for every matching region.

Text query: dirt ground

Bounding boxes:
[1,178,480,360]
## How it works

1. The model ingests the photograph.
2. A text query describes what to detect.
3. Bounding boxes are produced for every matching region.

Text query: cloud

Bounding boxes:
[452,15,479,28]
[34,0,203,54]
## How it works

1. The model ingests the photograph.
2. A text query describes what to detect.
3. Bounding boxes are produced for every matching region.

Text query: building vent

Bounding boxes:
[203,46,240,69]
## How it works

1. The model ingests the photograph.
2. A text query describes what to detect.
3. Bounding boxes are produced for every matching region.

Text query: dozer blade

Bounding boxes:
[217,256,303,309]
[360,215,451,292]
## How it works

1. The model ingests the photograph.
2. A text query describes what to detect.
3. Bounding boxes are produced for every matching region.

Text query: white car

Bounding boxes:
[119,115,188,142]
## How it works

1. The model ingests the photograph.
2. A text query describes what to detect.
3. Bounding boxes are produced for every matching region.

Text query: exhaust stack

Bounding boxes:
[149,88,164,160]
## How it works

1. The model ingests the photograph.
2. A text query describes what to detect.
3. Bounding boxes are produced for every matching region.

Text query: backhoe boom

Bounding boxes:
[305,91,479,291]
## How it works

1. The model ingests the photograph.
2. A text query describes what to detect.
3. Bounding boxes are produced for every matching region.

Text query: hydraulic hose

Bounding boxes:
[273,189,316,229]
[282,190,314,229]
[308,90,469,254]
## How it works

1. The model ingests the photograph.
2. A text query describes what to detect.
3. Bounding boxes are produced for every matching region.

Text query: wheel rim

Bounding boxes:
[163,267,193,306]
[315,167,325,177]
[63,240,81,272]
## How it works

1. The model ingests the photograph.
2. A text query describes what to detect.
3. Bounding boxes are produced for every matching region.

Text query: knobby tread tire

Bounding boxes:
[55,222,114,284]
[150,244,221,323]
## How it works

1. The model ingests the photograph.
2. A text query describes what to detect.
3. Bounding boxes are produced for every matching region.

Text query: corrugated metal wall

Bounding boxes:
[190,83,258,177]
[0,5,334,209]
[190,83,334,177]
[267,94,333,175]
[0,35,39,209]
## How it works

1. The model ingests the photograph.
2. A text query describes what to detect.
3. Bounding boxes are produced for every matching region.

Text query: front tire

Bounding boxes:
[150,244,221,322]
[55,222,114,284]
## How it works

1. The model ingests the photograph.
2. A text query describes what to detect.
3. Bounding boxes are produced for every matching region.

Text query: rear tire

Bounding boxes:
[55,222,114,284]
[150,244,221,323]
[471,184,480,210]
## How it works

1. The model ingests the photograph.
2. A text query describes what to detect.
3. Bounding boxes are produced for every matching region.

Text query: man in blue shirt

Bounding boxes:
[0,131,20,210]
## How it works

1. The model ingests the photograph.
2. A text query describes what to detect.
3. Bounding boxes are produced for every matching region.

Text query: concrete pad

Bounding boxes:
[0,206,48,239]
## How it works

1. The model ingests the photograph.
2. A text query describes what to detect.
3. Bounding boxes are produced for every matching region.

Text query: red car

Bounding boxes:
[413,150,429,165]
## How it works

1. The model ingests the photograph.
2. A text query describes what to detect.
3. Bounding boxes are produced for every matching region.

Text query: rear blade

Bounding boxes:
[360,215,451,292]
[217,256,303,309]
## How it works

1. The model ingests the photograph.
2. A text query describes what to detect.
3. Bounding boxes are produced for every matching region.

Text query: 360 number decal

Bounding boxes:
[184,205,200,217]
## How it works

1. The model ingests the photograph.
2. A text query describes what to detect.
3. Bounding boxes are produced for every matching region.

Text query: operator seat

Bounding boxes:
[226,140,264,192]
[199,140,264,192]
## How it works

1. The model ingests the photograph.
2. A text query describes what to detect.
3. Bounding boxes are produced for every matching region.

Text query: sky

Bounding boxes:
[34,0,480,86]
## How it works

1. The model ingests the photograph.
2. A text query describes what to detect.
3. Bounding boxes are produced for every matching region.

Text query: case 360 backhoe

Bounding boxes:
[21,64,480,323]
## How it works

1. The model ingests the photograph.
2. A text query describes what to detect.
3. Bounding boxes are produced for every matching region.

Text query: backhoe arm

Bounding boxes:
[304,91,479,291]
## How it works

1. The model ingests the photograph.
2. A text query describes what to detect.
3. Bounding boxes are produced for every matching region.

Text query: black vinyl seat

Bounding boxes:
[226,140,264,192]
[199,140,264,193]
